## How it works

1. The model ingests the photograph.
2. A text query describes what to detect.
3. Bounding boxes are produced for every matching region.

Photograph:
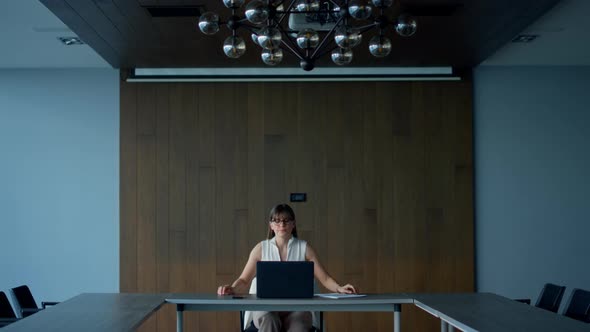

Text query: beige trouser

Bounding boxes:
[252,311,313,332]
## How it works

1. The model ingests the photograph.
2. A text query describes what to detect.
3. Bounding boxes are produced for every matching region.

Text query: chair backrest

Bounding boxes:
[0,291,17,319]
[11,285,38,310]
[562,288,590,323]
[535,283,566,313]
[242,277,323,331]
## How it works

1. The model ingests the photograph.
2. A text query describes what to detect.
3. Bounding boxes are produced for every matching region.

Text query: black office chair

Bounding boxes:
[240,311,323,332]
[562,288,590,323]
[515,283,566,313]
[10,285,59,318]
[0,291,19,328]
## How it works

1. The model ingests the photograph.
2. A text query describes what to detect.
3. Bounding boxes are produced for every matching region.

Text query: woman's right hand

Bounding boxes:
[217,284,234,295]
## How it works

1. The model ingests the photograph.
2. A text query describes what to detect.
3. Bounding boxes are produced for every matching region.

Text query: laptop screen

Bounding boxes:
[256,261,314,298]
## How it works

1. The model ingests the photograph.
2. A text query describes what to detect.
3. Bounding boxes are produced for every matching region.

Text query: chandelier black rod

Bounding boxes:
[310,15,344,59]
[356,23,378,31]
[274,0,298,26]
[313,41,339,60]
[275,22,306,60]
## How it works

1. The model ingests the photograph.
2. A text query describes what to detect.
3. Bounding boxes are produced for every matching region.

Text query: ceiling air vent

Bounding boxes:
[144,6,204,17]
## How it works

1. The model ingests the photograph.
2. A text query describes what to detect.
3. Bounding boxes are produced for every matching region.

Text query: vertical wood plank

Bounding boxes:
[247,83,267,245]
[154,83,173,332]
[137,134,157,294]
[375,82,395,332]
[198,167,217,331]
[168,85,188,233]
[120,80,138,293]
[184,84,200,332]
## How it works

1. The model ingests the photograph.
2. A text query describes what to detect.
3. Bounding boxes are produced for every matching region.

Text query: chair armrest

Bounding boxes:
[21,308,43,317]
[514,298,531,305]
[42,301,60,308]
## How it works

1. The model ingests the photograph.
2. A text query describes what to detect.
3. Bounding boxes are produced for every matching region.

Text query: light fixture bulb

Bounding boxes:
[370,0,393,8]
[257,27,282,50]
[334,27,362,48]
[223,36,246,58]
[369,35,391,57]
[245,0,270,24]
[223,0,245,8]
[198,12,220,35]
[348,0,373,20]
[296,29,320,49]
[395,14,417,37]
[331,47,353,65]
[294,0,321,12]
[261,48,284,65]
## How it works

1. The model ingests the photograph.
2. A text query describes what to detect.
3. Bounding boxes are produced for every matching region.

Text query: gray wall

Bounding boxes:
[473,66,590,311]
[0,69,119,307]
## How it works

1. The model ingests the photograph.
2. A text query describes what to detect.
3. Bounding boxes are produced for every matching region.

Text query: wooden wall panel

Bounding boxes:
[121,79,475,332]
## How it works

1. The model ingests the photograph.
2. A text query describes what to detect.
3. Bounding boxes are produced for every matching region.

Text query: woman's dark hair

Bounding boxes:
[267,203,298,239]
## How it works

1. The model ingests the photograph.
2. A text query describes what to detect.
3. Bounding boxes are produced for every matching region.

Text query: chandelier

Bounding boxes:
[197,0,417,71]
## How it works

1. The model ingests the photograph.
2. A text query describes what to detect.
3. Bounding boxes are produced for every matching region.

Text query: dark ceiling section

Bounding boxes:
[40,0,560,69]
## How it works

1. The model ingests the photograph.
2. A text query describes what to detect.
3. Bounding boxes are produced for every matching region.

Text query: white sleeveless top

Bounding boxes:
[250,236,307,294]
[245,237,318,328]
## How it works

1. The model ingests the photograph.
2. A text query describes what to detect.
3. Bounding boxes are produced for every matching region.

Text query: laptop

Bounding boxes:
[256,261,314,298]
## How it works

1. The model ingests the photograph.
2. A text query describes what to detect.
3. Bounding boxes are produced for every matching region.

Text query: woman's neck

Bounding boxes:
[274,234,292,248]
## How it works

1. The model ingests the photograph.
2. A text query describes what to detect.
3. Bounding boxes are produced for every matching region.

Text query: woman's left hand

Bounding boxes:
[337,284,358,294]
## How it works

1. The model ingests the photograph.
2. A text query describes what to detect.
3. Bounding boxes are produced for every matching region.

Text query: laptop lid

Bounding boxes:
[256,261,314,298]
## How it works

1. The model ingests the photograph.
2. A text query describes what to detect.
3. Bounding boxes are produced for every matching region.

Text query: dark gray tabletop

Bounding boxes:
[413,292,589,332]
[1,293,167,332]
[166,293,413,312]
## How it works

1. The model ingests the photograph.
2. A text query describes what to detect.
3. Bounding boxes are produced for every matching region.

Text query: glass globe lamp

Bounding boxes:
[348,0,372,20]
[245,0,270,24]
[334,27,362,48]
[257,27,282,50]
[261,48,284,65]
[371,0,393,8]
[294,0,320,12]
[198,12,219,35]
[395,14,417,37]
[223,36,246,58]
[296,29,320,49]
[331,48,353,65]
[223,0,245,8]
[369,35,391,57]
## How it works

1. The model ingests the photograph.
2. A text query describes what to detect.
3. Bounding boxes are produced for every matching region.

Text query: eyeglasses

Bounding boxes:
[269,218,293,226]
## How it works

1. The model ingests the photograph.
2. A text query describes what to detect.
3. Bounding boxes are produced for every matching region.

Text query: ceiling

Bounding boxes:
[0,0,588,69]
[0,0,108,68]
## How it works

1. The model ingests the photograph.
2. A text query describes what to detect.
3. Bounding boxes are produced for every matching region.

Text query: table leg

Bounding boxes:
[394,304,401,332]
[449,325,455,332]
[441,320,448,332]
[176,304,184,332]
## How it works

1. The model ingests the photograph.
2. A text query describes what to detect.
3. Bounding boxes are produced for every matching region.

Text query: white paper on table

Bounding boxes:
[315,293,367,299]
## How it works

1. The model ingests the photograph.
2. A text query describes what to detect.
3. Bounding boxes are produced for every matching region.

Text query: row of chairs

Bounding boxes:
[0,285,59,328]
[517,283,590,323]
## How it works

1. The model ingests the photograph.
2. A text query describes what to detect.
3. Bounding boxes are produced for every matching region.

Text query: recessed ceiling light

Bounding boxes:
[57,36,84,45]
[511,34,539,43]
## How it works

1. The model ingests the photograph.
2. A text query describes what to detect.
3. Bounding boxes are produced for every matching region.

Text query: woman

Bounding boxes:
[217,203,358,332]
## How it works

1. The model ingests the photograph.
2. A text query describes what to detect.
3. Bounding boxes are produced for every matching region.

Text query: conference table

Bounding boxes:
[167,293,411,332]
[0,293,167,332]
[2,292,589,332]
[413,293,589,332]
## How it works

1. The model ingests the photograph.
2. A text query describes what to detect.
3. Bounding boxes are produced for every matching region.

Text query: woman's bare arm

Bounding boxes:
[306,244,358,294]
[217,242,261,295]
